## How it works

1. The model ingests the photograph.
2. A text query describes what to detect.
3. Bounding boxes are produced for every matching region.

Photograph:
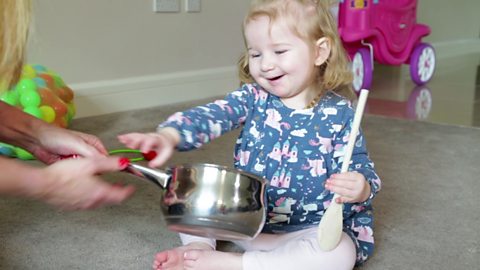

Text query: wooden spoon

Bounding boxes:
[317,89,369,251]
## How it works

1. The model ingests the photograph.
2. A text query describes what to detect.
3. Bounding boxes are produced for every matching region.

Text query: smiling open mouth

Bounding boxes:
[268,75,284,81]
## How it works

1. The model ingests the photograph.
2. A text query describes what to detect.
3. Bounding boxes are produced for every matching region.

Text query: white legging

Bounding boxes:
[180,227,356,270]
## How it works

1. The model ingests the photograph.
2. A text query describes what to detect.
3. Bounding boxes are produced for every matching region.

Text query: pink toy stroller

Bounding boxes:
[336,0,436,92]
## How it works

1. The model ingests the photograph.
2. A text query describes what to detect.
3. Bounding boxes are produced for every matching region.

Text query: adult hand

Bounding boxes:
[28,156,135,210]
[325,172,371,204]
[0,102,107,163]
[30,124,109,164]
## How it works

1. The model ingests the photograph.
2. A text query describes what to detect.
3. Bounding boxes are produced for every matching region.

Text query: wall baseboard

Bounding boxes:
[432,39,480,60]
[72,39,480,118]
[72,66,238,118]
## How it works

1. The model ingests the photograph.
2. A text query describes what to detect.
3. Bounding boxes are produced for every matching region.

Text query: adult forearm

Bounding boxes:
[0,101,44,150]
[0,156,43,198]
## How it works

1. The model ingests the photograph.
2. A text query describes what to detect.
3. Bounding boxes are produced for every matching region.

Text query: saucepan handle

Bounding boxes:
[124,163,171,189]
[61,149,171,188]
[108,149,171,189]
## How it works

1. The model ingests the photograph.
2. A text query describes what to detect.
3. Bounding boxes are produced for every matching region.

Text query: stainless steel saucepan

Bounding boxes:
[124,163,267,241]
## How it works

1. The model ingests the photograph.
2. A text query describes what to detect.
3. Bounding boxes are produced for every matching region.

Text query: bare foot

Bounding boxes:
[153,248,184,270]
[152,243,213,270]
[183,250,242,270]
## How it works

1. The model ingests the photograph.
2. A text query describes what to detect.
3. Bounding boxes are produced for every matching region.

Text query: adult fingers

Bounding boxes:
[74,131,109,156]
[77,156,127,176]
[61,185,135,211]
[83,182,136,209]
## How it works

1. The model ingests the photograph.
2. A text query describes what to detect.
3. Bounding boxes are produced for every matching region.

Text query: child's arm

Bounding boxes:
[158,84,255,151]
[328,107,381,205]
[119,84,256,167]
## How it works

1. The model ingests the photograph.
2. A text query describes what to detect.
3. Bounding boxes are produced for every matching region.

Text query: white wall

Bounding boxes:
[418,0,480,58]
[28,0,250,117]
[418,0,480,42]
[29,0,249,83]
[27,0,479,117]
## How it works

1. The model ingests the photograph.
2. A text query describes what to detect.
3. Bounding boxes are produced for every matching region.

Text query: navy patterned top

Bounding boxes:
[159,83,382,265]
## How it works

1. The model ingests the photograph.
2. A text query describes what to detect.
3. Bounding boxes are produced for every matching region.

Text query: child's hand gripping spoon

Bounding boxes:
[317,89,369,251]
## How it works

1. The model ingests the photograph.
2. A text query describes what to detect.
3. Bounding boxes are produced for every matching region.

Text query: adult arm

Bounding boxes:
[0,101,107,163]
[0,155,135,210]
[0,101,135,209]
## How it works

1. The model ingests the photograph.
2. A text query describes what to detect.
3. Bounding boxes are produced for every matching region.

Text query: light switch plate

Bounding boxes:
[185,0,201,12]
[154,0,180,13]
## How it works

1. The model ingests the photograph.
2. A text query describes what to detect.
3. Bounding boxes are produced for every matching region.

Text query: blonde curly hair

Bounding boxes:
[0,0,32,92]
[238,0,354,100]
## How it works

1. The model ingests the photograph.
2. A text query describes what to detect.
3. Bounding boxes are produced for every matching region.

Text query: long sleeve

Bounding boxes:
[158,84,255,151]
[330,105,381,206]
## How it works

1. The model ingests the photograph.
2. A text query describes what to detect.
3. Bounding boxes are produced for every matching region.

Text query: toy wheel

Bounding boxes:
[410,43,435,85]
[351,48,373,93]
[406,85,432,120]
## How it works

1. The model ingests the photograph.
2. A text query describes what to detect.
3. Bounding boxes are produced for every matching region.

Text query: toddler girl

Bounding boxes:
[119,0,381,269]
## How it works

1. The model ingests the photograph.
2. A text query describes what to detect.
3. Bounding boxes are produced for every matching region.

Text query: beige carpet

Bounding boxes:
[1,98,479,269]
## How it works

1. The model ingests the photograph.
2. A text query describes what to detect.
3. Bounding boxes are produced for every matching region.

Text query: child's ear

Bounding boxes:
[314,37,331,66]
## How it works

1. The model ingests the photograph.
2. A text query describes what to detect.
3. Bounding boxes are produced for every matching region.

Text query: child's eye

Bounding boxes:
[250,53,261,58]
[275,50,287,55]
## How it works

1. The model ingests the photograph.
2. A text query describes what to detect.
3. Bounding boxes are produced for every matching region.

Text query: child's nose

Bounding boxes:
[260,56,275,71]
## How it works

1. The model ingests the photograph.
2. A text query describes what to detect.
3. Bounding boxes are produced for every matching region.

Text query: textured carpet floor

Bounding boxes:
[1,98,479,269]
